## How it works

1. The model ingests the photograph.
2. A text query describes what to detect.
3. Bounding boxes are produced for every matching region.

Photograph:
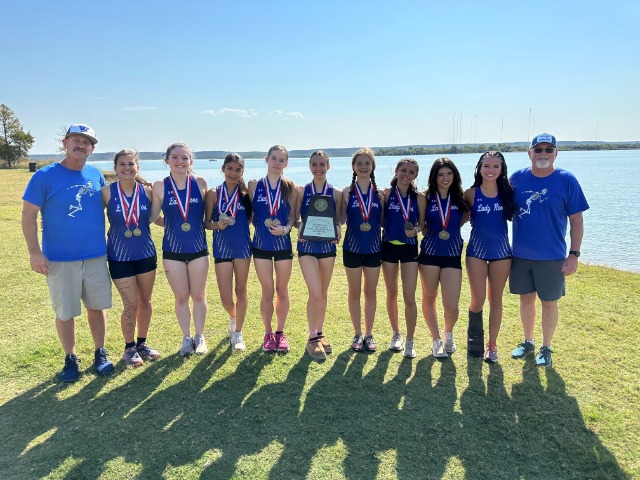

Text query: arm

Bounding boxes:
[340,187,350,225]
[204,188,218,230]
[22,201,49,275]
[101,184,111,207]
[149,180,164,225]
[333,188,343,243]
[562,212,584,277]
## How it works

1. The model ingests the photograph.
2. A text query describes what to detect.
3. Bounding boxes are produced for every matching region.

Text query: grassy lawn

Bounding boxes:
[0,168,637,479]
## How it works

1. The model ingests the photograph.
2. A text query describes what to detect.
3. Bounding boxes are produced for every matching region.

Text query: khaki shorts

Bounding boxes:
[46,256,112,320]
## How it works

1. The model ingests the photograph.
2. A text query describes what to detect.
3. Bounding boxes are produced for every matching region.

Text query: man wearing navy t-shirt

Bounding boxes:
[509,133,589,367]
[22,124,114,382]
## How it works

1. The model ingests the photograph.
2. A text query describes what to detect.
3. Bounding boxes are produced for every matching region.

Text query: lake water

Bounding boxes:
[89,150,640,274]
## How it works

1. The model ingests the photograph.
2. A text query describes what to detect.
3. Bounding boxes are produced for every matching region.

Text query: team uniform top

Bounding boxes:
[22,162,107,262]
[510,167,589,260]
[466,187,512,260]
[252,178,292,251]
[343,184,382,254]
[420,194,464,257]
[106,182,156,262]
[382,188,419,246]
[212,183,251,259]
[297,182,337,254]
[161,175,207,254]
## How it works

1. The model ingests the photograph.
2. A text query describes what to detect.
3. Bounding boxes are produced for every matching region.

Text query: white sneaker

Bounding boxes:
[227,317,236,338]
[193,334,208,354]
[432,339,448,358]
[180,336,194,356]
[443,331,457,353]
[388,332,403,351]
[230,331,246,352]
[403,339,416,358]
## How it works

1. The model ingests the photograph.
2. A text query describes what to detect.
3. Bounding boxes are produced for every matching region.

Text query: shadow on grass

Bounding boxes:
[0,346,630,479]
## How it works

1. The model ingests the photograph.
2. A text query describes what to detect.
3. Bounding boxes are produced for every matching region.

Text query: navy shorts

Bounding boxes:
[108,255,157,280]
[163,249,209,263]
[298,251,336,259]
[418,253,462,270]
[381,242,418,264]
[343,249,382,268]
[252,247,294,261]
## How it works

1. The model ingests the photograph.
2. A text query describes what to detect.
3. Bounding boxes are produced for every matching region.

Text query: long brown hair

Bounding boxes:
[426,157,468,212]
[222,153,252,218]
[266,144,295,203]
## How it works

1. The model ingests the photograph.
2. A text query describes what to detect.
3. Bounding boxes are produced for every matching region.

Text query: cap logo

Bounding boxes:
[77,125,89,132]
[537,134,552,143]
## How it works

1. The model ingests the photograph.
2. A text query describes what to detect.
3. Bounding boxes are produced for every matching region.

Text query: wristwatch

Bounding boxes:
[569,250,580,257]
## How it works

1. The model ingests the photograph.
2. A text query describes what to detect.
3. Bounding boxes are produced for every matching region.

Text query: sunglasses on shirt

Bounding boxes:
[533,147,555,153]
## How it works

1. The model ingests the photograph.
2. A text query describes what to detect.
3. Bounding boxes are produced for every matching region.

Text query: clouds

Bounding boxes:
[124,106,158,111]
[202,108,304,120]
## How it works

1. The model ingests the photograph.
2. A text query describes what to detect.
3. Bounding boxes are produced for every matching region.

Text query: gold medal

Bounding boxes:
[404,222,414,231]
[271,219,281,227]
[124,229,133,238]
[314,198,328,212]
[133,228,142,237]
[360,222,371,232]
[264,218,272,228]
[439,230,450,240]
[181,222,191,232]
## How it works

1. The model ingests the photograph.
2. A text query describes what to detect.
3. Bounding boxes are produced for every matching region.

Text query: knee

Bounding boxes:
[275,285,289,300]
[235,285,247,299]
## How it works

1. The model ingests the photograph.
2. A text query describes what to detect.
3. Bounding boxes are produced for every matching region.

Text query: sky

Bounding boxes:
[2,0,639,154]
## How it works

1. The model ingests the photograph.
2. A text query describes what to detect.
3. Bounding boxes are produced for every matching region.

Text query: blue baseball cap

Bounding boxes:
[530,133,556,149]
[65,124,98,145]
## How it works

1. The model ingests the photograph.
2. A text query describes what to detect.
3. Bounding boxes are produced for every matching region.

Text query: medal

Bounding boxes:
[169,174,193,233]
[263,177,282,228]
[354,181,374,232]
[271,219,281,227]
[219,213,228,222]
[404,221,415,231]
[314,198,329,212]
[227,217,235,226]
[117,181,141,238]
[264,219,272,228]
[133,228,142,236]
[124,229,133,238]
[360,222,371,232]
[395,186,414,234]
[435,193,452,242]
[218,183,240,227]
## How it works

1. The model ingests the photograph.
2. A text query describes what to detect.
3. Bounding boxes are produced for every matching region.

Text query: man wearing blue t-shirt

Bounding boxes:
[509,133,589,367]
[22,124,114,382]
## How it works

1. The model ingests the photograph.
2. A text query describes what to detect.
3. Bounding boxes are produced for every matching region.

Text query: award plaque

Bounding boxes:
[300,194,338,242]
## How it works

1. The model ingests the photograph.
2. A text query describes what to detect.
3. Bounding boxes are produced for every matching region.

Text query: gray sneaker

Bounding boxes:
[230,331,246,352]
[193,334,208,354]
[227,317,236,338]
[403,339,416,358]
[432,339,448,358]
[388,332,404,351]
[180,336,194,356]
[443,331,457,353]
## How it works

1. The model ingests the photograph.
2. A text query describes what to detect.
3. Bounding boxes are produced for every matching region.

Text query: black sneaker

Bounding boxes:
[535,346,553,367]
[60,354,80,383]
[136,342,161,361]
[94,348,114,376]
[511,341,535,359]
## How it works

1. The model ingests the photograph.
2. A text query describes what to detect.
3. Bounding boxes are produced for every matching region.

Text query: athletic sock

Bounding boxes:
[136,337,146,346]
[125,342,136,350]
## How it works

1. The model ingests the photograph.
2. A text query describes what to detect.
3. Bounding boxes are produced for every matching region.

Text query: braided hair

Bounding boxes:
[349,147,384,203]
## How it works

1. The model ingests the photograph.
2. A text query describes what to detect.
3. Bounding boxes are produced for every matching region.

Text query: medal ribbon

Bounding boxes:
[169,174,191,224]
[395,186,412,222]
[263,177,282,218]
[310,181,329,195]
[218,183,240,218]
[354,181,373,223]
[117,181,140,230]
[435,194,452,230]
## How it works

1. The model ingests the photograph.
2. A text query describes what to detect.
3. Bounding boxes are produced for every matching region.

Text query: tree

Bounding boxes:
[0,104,35,168]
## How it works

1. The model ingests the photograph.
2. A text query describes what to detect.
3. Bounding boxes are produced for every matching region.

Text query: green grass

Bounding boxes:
[0,169,638,479]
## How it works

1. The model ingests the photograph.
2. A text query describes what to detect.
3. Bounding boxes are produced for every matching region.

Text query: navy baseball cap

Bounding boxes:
[65,124,98,145]
[530,133,556,149]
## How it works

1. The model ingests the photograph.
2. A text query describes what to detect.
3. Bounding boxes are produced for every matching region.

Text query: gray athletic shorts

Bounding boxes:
[509,257,565,301]
[46,255,112,320]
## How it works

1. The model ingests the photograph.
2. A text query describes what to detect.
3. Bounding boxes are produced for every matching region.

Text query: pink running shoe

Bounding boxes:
[262,332,277,352]
[275,332,290,352]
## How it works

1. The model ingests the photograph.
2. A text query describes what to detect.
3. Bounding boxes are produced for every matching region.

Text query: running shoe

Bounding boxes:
[230,331,246,352]
[364,335,377,352]
[352,335,364,352]
[60,353,80,383]
[180,336,194,356]
[443,331,457,353]
[275,332,290,352]
[535,346,553,367]
[511,341,535,359]
[193,334,208,354]
[318,335,333,354]
[122,346,144,367]
[306,339,326,361]
[432,339,448,358]
[388,332,404,351]
[262,332,277,352]
[403,339,416,359]
[94,348,114,376]
[227,317,236,338]
[136,342,160,361]
[484,342,499,364]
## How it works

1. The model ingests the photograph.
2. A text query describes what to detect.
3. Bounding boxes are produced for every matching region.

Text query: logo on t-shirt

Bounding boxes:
[67,181,96,217]
[519,189,548,218]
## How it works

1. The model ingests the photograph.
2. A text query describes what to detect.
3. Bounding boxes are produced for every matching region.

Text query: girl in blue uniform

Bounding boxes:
[248,145,297,353]
[102,150,160,366]
[205,153,252,352]
[151,143,209,356]
[463,152,515,362]
[341,147,384,352]
[418,158,469,358]
[295,150,342,361]
[382,158,425,358]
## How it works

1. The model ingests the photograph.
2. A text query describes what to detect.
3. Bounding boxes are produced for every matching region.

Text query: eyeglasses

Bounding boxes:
[533,147,555,153]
